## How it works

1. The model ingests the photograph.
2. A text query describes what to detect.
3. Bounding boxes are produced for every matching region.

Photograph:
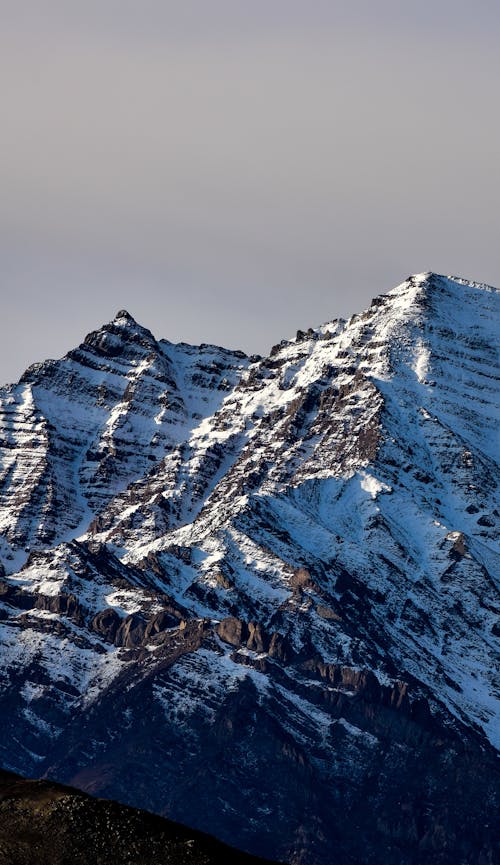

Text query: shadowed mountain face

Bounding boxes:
[0,273,498,865]
[0,769,280,865]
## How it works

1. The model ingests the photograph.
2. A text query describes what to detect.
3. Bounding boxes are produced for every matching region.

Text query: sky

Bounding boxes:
[1,1,499,383]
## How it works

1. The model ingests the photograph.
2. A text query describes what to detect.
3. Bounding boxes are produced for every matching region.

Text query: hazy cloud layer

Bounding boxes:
[1,1,499,382]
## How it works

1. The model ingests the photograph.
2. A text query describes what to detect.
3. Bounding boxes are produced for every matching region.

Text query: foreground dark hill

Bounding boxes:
[0,769,280,865]
[0,273,498,864]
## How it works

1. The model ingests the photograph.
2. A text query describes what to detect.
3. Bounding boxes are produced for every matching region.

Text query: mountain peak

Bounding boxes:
[113,309,137,325]
[81,308,157,358]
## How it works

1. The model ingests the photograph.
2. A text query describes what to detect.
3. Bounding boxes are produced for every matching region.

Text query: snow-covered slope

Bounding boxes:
[0,310,249,566]
[0,273,498,865]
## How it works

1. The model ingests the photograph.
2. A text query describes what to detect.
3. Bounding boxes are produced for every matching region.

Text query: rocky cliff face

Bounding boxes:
[0,273,498,865]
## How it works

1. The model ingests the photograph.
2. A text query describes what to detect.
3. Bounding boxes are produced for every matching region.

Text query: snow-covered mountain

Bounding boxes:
[0,273,498,865]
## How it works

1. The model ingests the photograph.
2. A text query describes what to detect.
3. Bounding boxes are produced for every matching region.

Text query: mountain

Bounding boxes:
[0,769,280,865]
[0,272,498,865]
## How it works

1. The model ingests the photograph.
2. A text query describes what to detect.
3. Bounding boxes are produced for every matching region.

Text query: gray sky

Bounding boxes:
[1,1,499,383]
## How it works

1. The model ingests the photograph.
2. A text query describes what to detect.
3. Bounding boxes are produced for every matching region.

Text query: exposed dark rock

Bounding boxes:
[213,571,235,590]
[477,514,496,527]
[115,614,147,648]
[0,584,36,610]
[91,608,121,642]
[246,621,268,652]
[268,633,292,663]
[35,593,84,624]
[216,617,249,647]
[144,610,179,640]
[289,567,315,594]
[315,604,342,621]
